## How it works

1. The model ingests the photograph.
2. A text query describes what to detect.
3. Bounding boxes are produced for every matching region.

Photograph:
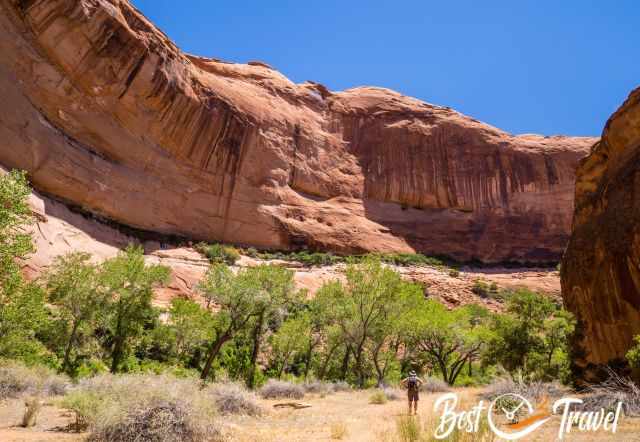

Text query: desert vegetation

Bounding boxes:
[1,169,638,441]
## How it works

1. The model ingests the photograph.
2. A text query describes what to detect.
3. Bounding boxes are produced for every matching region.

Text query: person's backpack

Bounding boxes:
[407,376,418,391]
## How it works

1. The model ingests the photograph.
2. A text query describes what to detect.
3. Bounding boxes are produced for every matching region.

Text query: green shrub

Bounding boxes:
[377,253,445,268]
[626,335,640,370]
[195,243,240,265]
[471,280,490,298]
[245,247,259,258]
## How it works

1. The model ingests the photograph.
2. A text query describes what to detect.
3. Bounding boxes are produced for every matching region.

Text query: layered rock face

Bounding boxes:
[0,0,595,263]
[562,87,640,378]
[14,164,560,310]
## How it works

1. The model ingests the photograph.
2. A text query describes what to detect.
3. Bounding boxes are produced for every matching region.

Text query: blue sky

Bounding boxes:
[132,1,639,136]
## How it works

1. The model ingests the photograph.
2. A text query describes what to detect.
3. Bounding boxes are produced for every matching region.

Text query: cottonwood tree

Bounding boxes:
[0,170,49,362]
[100,245,170,373]
[366,280,423,386]
[46,252,107,374]
[269,314,309,378]
[198,264,296,383]
[485,289,572,379]
[243,265,297,388]
[410,300,490,385]
[316,259,423,387]
[164,298,216,364]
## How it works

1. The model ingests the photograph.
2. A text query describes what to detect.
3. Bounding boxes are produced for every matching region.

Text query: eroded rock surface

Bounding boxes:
[562,87,640,379]
[18,168,558,309]
[0,0,595,263]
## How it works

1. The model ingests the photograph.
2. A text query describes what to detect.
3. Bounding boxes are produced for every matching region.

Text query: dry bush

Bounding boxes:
[369,390,388,405]
[482,374,565,404]
[421,378,450,393]
[303,380,335,395]
[259,379,305,399]
[331,381,352,392]
[61,374,223,441]
[21,397,43,428]
[303,380,351,395]
[87,401,222,442]
[579,369,640,416]
[0,360,69,399]
[383,388,402,401]
[208,383,262,416]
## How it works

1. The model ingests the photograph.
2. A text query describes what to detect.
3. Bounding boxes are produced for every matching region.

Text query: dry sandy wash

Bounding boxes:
[1,389,639,441]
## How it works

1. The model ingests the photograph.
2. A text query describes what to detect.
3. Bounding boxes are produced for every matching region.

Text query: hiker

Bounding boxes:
[401,370,423,415]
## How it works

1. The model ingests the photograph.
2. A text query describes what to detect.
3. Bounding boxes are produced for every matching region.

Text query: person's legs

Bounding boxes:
[413,398,419,415]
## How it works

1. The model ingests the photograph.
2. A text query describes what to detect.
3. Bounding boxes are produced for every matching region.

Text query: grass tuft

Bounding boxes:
[369,390,388,405]
[330,421,349,439]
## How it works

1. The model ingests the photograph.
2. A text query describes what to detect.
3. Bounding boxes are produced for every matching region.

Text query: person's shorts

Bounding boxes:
[408,390,419,402]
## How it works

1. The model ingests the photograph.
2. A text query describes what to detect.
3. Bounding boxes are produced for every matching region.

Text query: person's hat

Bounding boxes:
[409,370,416,376]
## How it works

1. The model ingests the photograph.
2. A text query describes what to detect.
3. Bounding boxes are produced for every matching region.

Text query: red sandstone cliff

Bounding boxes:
[0,0,595,263]
[562,87,640,379]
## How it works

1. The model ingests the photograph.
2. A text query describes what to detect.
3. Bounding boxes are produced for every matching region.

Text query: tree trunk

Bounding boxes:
[278,354,290,379]
[110,336,124,374]
[61,320,80,374]
[372,343,385,387]
[246,312,265,389]
[354,346,366,388]
[200,329,231,381]
[318,343,338,380]
[303,342,315,379]
[340,346,351,381]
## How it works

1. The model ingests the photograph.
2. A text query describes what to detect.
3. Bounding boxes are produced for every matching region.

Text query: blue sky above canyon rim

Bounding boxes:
[133,0,639,136]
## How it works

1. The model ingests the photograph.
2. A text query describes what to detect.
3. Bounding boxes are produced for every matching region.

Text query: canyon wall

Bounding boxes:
[562,87,640,379]
[0,0,595,263]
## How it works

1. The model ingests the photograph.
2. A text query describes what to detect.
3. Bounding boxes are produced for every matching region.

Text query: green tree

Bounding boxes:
[100,245,170,373]
[242,265,297,388]
[316,259,421,387]
[46,252,106,374]
[0,170,50,363]
[166,298,216,363]
[410,301,490,385]
[0,170,33,293]
[486,289,574,380]
[198,264,296,382]
[269,314,309,378]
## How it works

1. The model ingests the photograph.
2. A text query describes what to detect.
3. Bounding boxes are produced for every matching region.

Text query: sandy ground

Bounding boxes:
[223,389,640,442]
[2,389,639,441]
[0,397,84,441]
